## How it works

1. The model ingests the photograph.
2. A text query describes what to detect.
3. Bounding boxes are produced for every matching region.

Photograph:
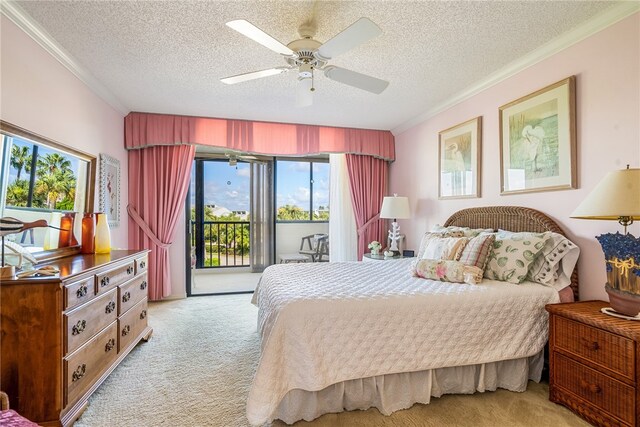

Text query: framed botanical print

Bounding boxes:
[99,153,120,227]
[438,116,482,199]
[499,76,577,195]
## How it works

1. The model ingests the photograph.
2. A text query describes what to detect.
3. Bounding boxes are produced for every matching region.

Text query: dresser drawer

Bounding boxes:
[118,273,148,315]
[135,254,148,275]
[64,276,95,310]
[96,261,136,294]
[555,353,635,425]
[554,316,635,380]
[64,321,118,407]
[119,298,148,352]
[65,288,118,354]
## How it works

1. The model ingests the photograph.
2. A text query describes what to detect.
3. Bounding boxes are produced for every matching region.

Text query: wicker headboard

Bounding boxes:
[444,206,579,300]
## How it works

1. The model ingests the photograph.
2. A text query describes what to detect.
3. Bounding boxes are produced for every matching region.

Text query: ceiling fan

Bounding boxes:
[221,17,389,106]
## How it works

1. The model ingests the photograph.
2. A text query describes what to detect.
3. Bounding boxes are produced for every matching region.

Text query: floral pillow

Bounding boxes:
[484,231,549,284]
[416,230,465,259]
[412,259,484,285]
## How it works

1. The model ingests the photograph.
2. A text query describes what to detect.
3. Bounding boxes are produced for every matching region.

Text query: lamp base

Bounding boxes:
[0,265,15,280]
[605,285,640,317]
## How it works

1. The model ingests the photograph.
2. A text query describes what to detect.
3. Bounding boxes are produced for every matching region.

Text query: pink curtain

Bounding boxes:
[125,112,395,161]
[345,154,388,260]
[128,145,195,300]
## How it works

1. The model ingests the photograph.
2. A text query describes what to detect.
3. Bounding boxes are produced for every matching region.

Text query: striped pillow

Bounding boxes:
[459,233,495,270]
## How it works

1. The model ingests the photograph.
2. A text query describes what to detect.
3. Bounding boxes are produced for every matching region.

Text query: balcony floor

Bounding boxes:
[191,269,260,294]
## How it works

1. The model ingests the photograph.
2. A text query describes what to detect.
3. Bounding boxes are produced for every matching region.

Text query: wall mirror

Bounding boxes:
[0,121,96,263]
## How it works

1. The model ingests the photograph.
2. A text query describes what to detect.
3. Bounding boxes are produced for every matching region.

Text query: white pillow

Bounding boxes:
[431,224,494,238]
[421,236,469,261]
[525,232,580,290]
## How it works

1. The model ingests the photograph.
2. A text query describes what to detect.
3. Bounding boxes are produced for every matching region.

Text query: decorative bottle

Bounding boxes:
[81,213,96,254]
[94,213,112,254]
[58,213,74,248]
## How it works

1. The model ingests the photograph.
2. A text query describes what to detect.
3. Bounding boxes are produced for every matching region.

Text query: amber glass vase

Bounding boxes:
[81,213,96,254]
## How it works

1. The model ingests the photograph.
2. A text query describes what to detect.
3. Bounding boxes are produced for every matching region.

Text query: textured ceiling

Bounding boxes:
[15,1,618,131]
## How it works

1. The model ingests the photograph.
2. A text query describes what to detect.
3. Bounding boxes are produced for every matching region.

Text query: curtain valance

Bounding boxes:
[124,112,395,161]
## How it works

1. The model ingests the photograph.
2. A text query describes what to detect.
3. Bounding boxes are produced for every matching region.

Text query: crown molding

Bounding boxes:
[1,0,130,115]
[392,2,640,136]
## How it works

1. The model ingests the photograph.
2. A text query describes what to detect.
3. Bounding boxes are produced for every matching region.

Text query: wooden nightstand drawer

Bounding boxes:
[555,352,635,425]
[555,316,635,380]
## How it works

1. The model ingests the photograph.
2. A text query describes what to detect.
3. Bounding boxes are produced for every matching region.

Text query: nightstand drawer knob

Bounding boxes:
[581,338,599,351]
[579,379,601,394]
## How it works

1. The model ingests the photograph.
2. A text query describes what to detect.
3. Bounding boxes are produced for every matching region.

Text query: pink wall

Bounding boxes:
[1,16,128,248]
[390,13,640,301]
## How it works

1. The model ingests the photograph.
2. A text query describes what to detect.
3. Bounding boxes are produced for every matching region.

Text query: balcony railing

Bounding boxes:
[191,220,250,268]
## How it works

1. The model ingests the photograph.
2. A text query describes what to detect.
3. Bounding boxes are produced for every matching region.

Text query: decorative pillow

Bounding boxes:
[431,224,495,238]
[459,233,496,270]
[416,230,465,259]
[484,232,549,284]
[526,232,580,289]
[421,236,470,261]
[412,259,483,285]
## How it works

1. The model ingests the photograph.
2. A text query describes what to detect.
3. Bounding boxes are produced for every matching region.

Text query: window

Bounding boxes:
[276,159,329,222]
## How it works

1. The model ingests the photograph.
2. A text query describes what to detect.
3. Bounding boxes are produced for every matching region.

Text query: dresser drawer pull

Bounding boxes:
[100,276,110,287]
[105,338,116,352]
[76,284,89,298]
[127,266,134,275]
[140,309,147,320]
[71,320,86,335]
[122,292,131,303]
[139,261,146,269]
[122,325,131,336]
[72,364,86,382]
[105,301,116,314]
[581,338,600,351]
[579,379,601,394]
[140,281,148,291]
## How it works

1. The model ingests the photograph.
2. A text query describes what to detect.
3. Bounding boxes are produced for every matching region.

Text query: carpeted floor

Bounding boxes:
[75,294,589,427]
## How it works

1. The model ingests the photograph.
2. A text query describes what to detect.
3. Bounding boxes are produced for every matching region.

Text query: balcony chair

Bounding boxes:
[299,234,329,262]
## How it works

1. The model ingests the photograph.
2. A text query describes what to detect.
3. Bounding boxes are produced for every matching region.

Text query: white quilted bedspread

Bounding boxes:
[247,258,559,425]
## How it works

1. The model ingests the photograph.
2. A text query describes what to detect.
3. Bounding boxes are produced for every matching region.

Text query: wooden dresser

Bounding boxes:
[0,250,152,426]
[546,301,640,427]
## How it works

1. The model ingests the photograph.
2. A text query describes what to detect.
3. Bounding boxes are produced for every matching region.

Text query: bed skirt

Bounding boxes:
[273,350,544,425]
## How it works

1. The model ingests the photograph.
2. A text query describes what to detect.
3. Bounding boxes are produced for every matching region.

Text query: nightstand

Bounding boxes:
[362,253,405,262]
[546,301,640,427]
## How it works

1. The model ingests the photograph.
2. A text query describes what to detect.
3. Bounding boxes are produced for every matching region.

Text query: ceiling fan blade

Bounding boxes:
[221,67,289,85]
[296,78,313,107]
[323,66,388,94]
[316,17,382,60]
[226,20,294,56]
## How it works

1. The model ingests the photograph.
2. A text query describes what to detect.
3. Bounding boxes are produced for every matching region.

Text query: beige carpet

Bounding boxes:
[75,294,589,427]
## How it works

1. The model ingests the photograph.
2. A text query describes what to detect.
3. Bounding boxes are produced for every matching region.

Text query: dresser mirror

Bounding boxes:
[0,121,96,263]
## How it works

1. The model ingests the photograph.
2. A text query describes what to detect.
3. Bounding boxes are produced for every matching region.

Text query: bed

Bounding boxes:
[247,206,579,426]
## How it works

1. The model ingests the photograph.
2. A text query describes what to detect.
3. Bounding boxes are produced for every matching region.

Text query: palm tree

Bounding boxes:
[37,153,72,176]
[10,145,32,180]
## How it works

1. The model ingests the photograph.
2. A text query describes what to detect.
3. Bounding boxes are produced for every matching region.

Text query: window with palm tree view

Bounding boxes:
[276,160,329,222]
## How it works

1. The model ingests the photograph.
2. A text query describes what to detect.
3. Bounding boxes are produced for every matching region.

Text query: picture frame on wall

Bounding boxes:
[99,153,120,227]
[438,116,482,199]
[499,76,577,195]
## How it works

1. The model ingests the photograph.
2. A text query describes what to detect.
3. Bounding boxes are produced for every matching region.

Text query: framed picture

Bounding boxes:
[499,76,576,195]
[99,153,120,227]
[438,116,482,199]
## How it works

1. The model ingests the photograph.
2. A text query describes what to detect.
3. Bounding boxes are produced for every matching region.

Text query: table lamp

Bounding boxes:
[380,194,410,255]
[571,166,640,318]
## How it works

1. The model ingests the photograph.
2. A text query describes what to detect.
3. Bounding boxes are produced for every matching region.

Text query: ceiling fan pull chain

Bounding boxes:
[311,71,315,92]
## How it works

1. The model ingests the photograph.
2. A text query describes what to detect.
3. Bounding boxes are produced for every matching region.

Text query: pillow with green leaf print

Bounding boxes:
[483,231,550,284]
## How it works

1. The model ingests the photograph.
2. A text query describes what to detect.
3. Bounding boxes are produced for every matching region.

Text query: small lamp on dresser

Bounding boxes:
[571,165,640,318]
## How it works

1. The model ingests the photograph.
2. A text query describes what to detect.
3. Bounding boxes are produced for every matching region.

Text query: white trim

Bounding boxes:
[1,1,130,115]
[392,3,640,136]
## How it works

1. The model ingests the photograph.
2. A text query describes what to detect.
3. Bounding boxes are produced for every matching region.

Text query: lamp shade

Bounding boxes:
[380,195,410,219]
[571,168,640,220]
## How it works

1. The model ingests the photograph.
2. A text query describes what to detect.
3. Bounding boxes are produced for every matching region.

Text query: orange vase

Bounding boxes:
[81,213,96,254]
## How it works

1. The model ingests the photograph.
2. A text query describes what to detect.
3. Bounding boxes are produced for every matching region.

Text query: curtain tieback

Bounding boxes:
[127,205,172,249]
[357,214,381,236]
